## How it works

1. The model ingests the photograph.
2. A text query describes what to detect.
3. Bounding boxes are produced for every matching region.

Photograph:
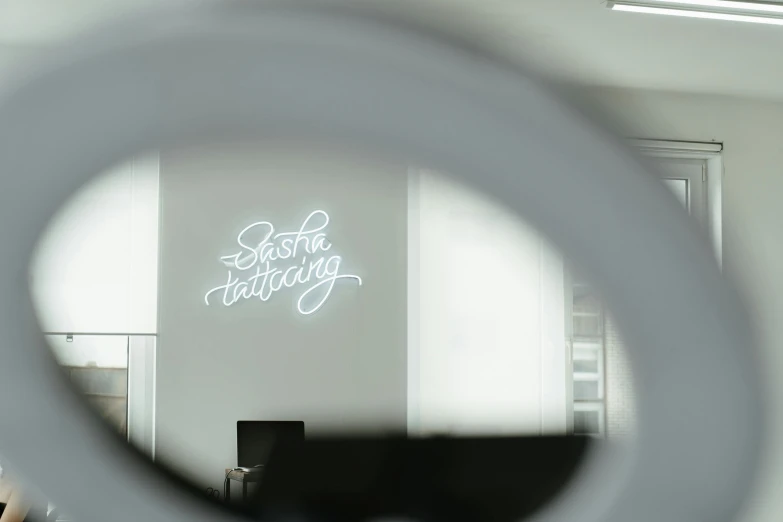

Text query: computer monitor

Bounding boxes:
[236,421,305,468]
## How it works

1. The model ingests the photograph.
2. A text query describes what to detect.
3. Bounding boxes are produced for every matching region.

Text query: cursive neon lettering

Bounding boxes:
[204,210,362,314]
[283,265,299,286]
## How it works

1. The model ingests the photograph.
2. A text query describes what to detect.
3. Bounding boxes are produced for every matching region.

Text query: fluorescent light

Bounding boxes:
[608,0,783,25]
[648,0,783,13]
[612,4,783,24]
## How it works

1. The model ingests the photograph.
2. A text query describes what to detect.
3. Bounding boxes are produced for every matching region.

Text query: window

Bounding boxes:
[32,155,160,456]
[408,169,568,436]
[49,335,129,436]
[569,275,606,436]
[568,140,722,437]
[47,334,156,452]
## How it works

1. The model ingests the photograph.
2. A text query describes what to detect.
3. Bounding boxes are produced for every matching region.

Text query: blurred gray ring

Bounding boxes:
[0,2,763,522]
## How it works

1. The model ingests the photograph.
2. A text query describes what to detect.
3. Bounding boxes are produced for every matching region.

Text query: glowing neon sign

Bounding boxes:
[204,210,362,315]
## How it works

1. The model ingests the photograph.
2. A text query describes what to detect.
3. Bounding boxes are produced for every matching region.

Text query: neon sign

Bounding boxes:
[204,210,362,315]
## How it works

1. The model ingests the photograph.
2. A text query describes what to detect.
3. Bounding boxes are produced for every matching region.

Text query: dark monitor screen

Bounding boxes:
[237,421,305,468]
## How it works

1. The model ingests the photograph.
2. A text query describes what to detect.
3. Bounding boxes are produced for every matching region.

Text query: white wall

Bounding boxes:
[30,156,160,334]
[46,335,128,368]
[582,87,783,522]
[408,170,567,436]
[155,143,408,488]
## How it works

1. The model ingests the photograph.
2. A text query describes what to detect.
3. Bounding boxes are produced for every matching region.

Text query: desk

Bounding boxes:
[224,468,263,503]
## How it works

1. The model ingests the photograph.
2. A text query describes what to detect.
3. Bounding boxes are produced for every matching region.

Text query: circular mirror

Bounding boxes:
[0,4,761,522]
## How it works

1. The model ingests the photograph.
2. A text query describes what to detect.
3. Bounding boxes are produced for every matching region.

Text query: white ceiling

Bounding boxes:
[0,0,152,44]
[1,0,783,100]
[455,0,783,100]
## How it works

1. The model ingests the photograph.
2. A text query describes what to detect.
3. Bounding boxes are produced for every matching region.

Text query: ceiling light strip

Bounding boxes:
[608,1,783,24]
[644,0,783,14]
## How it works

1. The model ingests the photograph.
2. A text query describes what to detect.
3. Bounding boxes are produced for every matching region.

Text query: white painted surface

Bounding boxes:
[606,152,715,439]
[46,335,128,368]
[0,0,782,100]
[127,336,156,458]
[587,87,783,522]
[29,157,160,334]
[0,0,160,45]
[409,170,566,436]
[155,143,408,487]
[436,0,783,100]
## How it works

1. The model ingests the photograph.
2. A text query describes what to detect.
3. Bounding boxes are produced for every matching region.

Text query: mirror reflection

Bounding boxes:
[17,138,721,520]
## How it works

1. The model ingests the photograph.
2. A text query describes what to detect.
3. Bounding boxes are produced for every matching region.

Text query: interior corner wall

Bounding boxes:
[155,142,408,488]
[581,87,783,522]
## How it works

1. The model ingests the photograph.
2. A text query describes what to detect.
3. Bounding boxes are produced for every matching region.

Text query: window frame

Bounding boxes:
[629,139,723,263]
[566,139,723,436]
[127,335,156,459]
[46,333,156,457]
[574,401,606,437]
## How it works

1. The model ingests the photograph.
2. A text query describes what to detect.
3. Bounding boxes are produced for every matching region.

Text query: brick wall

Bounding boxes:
[605,316,637,438]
